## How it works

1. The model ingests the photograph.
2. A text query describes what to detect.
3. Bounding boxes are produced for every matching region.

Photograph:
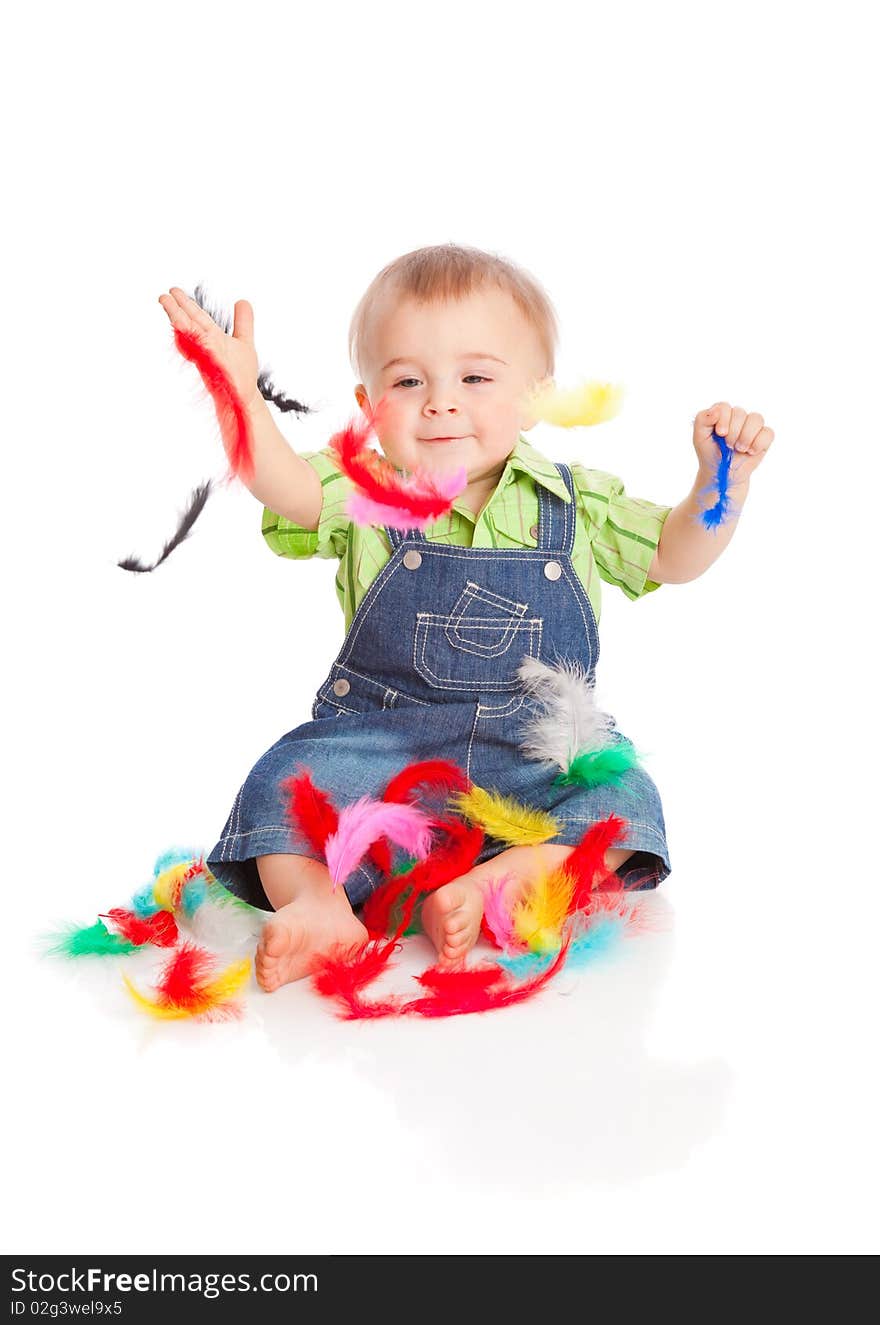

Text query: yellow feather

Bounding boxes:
[122,958,251,1020]
[524,379,624,428]
[512,865,574,950]
[152,862,192,912]
[449,785,559,845]
[121,972,193,1019]
[201,958,251,1004]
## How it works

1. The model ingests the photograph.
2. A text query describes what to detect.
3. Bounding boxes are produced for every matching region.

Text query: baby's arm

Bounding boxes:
[649,401,774,583]
[158,286,322,531]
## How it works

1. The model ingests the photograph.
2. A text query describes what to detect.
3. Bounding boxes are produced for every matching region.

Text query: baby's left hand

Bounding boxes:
[693,402,775,485]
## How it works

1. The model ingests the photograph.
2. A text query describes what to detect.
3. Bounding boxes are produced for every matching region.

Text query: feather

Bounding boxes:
[190,283,312,417]
[153,847,202,877]
[416,965,506,996]
[699,430,740,529]
[101,908,179,948]
[172,327,255,481]
[281,768,339,854]
[448,784,559,845]
[523,379,624,428]
[517,656,616,770]
[372,761,471,874]
[566,814,629,911]
[131,882,161,918]
[117,482,213,573]
[346,493,440,531]
[153,860,200,913]
[402,937,571,1018]
[481,873,527,952]
[360,817,483,938]
[308,938,403,1020]
[382,759,471,806]
[182,889,264,954]
[179,871,208,917]
[122,941,250,1020]
[555,740,639,787]
[329,401,467,525]
[497,915,623,976]
[511,865,575,951]
[44,919,137,958]
[324,798,436,888]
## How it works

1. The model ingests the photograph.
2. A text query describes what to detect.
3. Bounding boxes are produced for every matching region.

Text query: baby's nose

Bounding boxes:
[424,395,460,414]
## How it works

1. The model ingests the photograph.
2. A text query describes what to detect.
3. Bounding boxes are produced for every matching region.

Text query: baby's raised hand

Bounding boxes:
[693,402,775,485]
[158,286,260,412]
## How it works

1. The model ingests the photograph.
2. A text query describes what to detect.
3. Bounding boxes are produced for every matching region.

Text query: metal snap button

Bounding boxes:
[529,523,539,540]
[333,678,351,696]
[403,549,422,570]
[543,560,562,580]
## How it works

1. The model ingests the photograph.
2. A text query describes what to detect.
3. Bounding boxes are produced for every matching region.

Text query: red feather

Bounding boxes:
[308,938,402,1020]
[282,768,339,854]
[361,817,484,938]
[566,814,628,912]
[402,937,571,1018]
[415,965,504,996]
[156,941,218,1007]
[172,328,254,482]
[329,399,464,522]
[102,908,178,948]
[382,759,471,806]
[369,760,472,879]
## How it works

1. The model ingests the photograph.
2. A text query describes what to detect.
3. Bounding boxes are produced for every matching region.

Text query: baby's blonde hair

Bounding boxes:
[349,243,559,381]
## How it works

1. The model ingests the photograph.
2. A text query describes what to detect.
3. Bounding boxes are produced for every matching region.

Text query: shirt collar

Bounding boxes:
[443,434,572,526]
[499,434,572,503]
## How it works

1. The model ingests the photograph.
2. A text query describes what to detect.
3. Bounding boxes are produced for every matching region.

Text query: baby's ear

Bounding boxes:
[354,383,370,413]
[521,375,555,431]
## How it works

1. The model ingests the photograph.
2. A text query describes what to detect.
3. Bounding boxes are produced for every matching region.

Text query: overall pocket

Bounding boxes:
[414,580,543,692]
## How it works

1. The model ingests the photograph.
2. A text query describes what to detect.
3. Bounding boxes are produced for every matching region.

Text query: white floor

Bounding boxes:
[8,757,879,1253]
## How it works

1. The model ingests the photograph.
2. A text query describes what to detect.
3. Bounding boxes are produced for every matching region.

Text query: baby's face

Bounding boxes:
[354,287,550,495]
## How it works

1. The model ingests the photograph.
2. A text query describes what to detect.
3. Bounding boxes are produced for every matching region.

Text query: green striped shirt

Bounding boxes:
[262,435,671,631]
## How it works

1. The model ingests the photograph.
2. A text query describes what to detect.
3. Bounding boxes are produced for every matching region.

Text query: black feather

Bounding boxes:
[190,281,312,416]
[117,482,213,573]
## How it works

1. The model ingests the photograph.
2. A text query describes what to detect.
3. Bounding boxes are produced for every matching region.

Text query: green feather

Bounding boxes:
[555,741,639,788]
[44,920,137,958]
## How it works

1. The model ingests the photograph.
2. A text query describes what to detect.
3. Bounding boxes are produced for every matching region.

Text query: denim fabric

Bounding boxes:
[207,464,671,910]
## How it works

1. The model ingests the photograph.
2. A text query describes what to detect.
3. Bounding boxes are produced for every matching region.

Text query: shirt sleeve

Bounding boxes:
[261,448,353,561]
[571,465,672,600]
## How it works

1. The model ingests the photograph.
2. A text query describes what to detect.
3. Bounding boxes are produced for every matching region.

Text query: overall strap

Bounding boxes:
[384,522,427,549]
[536,463,577,555]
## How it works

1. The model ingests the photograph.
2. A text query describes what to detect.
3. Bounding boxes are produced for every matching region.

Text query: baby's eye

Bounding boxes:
[392,375,491,388]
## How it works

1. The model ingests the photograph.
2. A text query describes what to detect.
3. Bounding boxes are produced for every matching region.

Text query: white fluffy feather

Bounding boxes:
[517,656,615,769]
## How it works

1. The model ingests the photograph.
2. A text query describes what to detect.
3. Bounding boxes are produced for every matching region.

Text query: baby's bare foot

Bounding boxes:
[256,889,367,992]
[420,843,584,967]
[421,878,485,967]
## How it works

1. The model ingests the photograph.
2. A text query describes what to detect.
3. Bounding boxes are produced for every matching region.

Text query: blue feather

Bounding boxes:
[180,875,208,917]
[152,846,201,877]
[699,430,737,530]
[495,915,625,977]
[131,882,160,917]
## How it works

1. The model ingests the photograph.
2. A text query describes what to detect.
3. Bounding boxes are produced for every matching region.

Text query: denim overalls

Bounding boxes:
[206,464,670,909]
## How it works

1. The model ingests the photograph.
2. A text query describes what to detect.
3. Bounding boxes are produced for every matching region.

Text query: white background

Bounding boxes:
[3,0,878,1255]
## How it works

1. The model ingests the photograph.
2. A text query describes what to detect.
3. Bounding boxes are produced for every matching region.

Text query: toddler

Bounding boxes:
[158,244,773,992]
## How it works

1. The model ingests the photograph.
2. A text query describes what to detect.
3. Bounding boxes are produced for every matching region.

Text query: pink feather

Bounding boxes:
[324,798,437,888]
[347,493,439,531]
[482,874,527,952]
